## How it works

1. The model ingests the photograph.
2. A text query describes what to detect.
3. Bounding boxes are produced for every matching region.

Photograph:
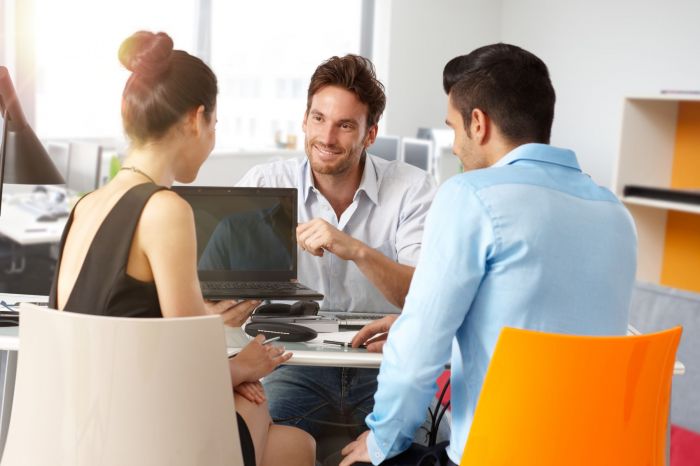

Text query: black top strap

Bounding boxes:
[49,183,166,317]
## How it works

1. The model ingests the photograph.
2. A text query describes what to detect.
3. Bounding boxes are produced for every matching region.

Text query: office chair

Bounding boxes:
[401,138,432,172]
[368,135,401,162]
[459,326,682,466]
[1,304,243,466]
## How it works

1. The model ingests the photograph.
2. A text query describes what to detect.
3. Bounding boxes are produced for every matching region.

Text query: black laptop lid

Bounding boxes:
[173,186,297,282]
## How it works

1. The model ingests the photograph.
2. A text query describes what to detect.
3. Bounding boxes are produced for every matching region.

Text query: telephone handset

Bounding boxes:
[247,300,321,342]
[253,300,320,318]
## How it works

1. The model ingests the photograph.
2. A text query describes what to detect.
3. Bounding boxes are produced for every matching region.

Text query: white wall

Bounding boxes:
[379,0,502,138]
[381,0,700,187]
[501,0,700,187]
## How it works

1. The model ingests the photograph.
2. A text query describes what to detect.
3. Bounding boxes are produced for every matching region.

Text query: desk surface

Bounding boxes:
[0,325,382,368]
[0,295,685,374]
[0,295,382,368]
[0,198,67,245]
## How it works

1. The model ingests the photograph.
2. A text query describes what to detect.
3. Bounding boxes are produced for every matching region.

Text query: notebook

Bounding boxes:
[173,186,323,300]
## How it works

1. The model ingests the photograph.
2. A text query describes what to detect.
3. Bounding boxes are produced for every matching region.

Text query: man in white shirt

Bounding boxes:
[236,54,436,437]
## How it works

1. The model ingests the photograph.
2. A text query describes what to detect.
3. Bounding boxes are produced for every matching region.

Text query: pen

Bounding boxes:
[228,336,282,359]
[263,336,281,345]
[323,339,352,348]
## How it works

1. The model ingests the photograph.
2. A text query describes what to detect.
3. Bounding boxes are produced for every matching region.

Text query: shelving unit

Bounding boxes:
[613,95,700,292]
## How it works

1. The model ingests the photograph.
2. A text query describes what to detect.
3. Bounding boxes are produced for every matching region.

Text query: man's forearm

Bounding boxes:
[353,244,414,308]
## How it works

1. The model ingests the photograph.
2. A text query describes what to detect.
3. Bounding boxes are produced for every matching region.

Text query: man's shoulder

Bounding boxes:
[237,157,305,188]
[373,156,435,191]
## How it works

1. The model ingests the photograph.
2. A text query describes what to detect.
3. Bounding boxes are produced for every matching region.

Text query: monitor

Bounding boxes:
[46,142,70,182]
[401,138,432,172]
[66,141,101,193]
[368,135,400,161]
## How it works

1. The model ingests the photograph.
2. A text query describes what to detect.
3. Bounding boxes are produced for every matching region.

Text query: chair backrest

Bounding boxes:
[368,135,401,162]
[461,326,682,466]
[1,304,243,466]
[401,137,432,172]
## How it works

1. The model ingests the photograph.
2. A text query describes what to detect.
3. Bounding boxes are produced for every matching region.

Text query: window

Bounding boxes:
[28,0,364,151]
[210,1,363,151]
[33,0,198,139]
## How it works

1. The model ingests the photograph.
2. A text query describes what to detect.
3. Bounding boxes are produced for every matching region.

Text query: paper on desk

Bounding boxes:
[224,326,251,348]
[309,330,358,344]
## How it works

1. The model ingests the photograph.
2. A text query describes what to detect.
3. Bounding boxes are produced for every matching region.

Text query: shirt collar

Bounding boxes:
[492,143,581,171]
[355,154,380,206]
[300,158,315,203]
[299,154,380,206]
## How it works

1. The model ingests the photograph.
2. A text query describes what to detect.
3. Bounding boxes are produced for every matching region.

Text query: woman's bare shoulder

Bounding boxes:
[140,189,194,229]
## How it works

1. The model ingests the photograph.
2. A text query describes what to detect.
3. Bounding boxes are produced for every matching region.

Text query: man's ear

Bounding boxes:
[470,108,488,144]
[302,111,308,133]
[364,124,378,148]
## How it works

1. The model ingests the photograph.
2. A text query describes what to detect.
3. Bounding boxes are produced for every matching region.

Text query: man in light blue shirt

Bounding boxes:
[237,55,436,438]
[340,43,637,465]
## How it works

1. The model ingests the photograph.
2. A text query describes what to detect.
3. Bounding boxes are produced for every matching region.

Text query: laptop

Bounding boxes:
[173,186,323,300]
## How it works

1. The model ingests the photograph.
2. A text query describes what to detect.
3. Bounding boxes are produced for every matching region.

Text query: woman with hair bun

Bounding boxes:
[49,31,315,466]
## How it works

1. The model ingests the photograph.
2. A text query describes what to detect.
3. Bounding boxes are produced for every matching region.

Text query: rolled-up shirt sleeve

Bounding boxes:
[365,179,495,463]
[395,174,437,266]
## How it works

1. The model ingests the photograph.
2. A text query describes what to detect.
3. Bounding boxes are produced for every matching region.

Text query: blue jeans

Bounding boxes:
[263,365,378,437]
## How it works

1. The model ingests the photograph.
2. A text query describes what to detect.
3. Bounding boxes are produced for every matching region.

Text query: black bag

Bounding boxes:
[354,441,451,466]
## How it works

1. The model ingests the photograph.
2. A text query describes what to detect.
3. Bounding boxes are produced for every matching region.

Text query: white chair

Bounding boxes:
[1,303,243,466]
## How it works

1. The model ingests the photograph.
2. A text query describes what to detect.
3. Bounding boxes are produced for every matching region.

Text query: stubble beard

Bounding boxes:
[305,137,360,176]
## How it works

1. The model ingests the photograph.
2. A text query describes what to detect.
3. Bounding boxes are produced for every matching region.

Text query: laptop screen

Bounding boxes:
[172,186,298,281]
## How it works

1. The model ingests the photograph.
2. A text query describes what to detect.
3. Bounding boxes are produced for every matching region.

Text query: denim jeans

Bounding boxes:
[263,365,378,437]
[263,365,452,447]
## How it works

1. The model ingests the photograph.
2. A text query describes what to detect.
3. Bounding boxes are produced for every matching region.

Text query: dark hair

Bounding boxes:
[443,43,555,144]
[118,31,217,144]
[306,54,386,128]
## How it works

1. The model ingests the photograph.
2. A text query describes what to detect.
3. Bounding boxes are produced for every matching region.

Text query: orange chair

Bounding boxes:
[460,326,682,466]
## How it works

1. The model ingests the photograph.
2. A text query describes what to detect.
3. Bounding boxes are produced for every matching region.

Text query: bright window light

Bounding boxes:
[210,1,362,151]
[31,0,363,151]
[34,0,197,140]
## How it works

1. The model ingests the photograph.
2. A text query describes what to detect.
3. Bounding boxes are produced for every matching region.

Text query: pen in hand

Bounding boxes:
[228,335,282,359]
[263,336,281,345]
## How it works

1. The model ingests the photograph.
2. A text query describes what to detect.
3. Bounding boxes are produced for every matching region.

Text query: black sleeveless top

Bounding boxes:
[49,183,166,317]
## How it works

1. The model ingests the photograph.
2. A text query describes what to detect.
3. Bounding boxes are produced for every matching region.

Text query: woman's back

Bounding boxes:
[51,181,165,316]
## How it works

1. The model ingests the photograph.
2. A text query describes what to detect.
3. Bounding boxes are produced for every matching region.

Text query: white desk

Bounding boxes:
[0,199,67,246]
[0,296,382,457]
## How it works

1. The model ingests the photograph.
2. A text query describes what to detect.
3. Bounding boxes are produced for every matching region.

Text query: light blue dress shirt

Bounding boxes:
[237,154,437,312]
[365,144,638,464]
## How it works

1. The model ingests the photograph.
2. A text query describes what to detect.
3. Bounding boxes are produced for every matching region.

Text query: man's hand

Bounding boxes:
[204,299,260,327]
[297,218,365,260]
[340,430,371,466]
[351,314,399,352]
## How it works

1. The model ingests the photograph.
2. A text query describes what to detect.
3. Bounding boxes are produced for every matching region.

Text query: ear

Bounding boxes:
[364,124,378,148]
[470,108,489,144]
[302,111,309,133]
[189,105,207,137]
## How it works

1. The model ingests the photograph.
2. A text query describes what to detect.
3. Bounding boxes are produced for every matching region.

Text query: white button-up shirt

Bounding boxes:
[236,154,437,312]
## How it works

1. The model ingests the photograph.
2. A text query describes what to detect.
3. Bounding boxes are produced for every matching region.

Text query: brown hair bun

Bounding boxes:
[118,31,173,78]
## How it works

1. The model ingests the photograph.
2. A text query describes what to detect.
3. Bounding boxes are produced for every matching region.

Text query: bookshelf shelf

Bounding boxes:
[613,95,700,292]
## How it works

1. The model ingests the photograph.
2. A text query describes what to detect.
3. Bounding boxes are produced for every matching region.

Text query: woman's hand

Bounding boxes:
[234,381,266,404]
[204,299,260,327]
[230,334,293,383]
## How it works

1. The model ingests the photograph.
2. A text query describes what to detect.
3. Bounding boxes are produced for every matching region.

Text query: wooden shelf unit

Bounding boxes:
[613,95,700,292]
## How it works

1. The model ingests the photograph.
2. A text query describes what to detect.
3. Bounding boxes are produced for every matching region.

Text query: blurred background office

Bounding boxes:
[0,0,699,294]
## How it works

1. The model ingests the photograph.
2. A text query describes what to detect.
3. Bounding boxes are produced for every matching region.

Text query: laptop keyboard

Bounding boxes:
[203,281,309,291]
[322,312,392,321]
